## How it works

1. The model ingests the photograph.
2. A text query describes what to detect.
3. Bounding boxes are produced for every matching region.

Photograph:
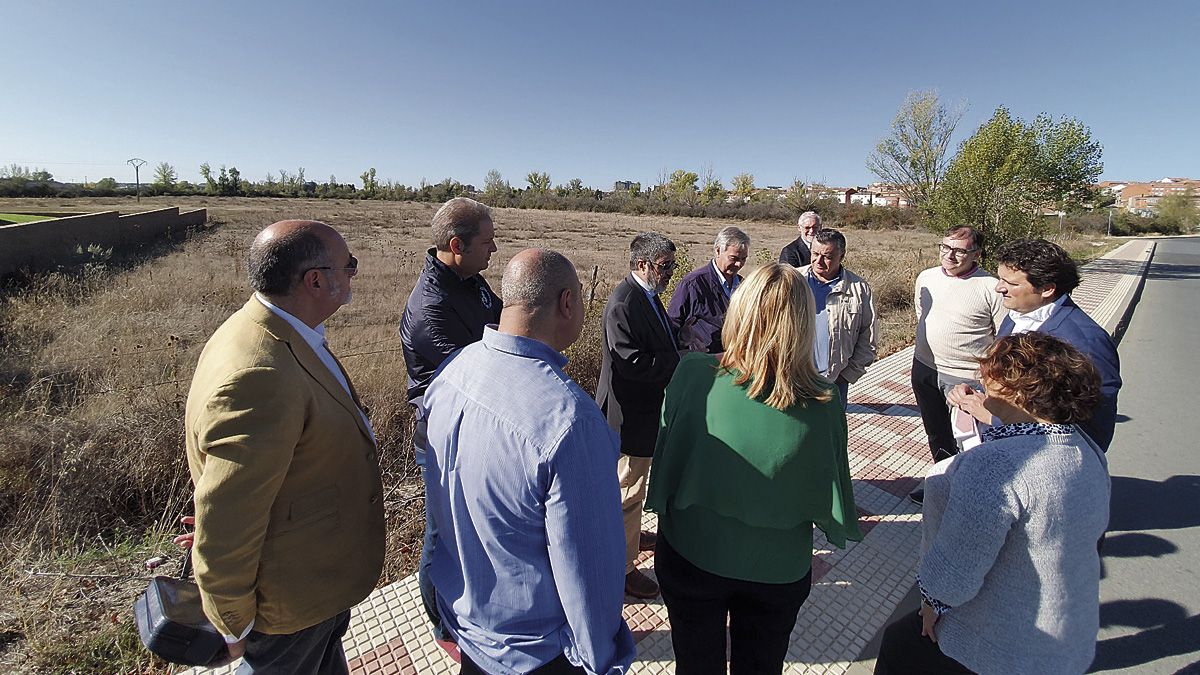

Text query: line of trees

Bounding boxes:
[865,89,1194,242]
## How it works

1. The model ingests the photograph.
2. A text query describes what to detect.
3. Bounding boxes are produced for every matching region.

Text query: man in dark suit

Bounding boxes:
[948,238,1122,451]
[667,226,749,353]
[778,211,822,267]
[596,232,681,599]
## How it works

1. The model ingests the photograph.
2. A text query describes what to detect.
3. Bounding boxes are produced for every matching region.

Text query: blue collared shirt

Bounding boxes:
[806,269,841,376]
[421,328,635,675]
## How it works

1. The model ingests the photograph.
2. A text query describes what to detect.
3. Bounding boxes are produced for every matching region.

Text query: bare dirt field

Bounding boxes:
[0,196,1110,672]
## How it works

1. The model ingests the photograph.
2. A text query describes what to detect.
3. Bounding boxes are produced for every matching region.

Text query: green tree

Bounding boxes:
[152,162,177,190]
[526,171,551,193]
[1155,189,1200,233]
[360,167,378,197]
[484,169,510,199]
[30,169,53,182]
[731,173,755,200]
[929,106,1103,247]
[199,163,216,194]
[699,168,725,205]
[867,89,962,213]
[668,169,699,205]
[94,177,119,191]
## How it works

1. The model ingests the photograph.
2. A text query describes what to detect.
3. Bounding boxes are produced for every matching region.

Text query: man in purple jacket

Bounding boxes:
[667,226,750,353]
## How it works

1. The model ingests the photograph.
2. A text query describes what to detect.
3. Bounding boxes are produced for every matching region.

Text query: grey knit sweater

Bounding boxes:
[919,424,1110,675]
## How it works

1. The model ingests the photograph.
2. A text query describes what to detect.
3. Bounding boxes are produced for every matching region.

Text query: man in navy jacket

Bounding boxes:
[949,239,1121,451]
[667,226,749,353]
[399,196,501,653]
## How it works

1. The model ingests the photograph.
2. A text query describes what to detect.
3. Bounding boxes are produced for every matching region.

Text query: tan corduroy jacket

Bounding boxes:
[798,265,878,384]
[184,297,385,637]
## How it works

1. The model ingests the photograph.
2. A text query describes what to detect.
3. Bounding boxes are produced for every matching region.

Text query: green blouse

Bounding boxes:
[645,352,862,584]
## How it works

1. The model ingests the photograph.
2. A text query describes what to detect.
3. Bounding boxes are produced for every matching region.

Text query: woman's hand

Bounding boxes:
[947,383,992,425]
[920,601,940,642]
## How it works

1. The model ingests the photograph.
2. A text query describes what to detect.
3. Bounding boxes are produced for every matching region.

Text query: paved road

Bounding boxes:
[1092,237,1200,673]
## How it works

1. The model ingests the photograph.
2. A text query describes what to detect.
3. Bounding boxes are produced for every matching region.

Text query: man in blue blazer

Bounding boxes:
[667,226,749,353]
[950,239,1122,451]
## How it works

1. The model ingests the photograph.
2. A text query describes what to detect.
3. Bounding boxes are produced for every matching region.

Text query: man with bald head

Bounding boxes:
[422,249,635,675]
[185,220,384,672]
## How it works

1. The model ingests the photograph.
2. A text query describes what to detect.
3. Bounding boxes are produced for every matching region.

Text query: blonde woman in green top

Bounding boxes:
[646,262,862,675]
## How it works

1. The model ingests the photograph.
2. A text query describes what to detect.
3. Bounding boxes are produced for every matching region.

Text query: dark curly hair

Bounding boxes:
[993,239,1080,297]
[978,332,1100,424]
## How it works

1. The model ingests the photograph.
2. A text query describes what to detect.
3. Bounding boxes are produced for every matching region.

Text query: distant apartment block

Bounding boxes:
[1099,177,1200,214]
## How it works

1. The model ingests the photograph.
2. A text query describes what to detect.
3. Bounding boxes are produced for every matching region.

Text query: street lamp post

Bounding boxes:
[127,158,147,203]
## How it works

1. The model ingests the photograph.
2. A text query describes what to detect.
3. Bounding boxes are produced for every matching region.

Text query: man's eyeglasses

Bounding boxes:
[938,244,977,258]
[644,259,677,273]
[310,254,359,274]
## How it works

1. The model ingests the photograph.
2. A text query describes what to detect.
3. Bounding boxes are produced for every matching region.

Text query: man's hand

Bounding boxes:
[919,601,939,643]
[173,515,195,550]
[946,383,991,424]
[677,316,707,352]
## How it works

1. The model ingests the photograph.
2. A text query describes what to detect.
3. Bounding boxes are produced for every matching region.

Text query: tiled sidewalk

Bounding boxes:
[187,239,1155,675]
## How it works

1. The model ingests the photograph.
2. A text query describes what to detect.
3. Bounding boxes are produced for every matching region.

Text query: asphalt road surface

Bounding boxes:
[1091,237,1200,674]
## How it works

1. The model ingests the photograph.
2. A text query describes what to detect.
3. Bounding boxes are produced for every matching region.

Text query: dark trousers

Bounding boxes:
[414,415,449,641]
[911,359,962,462]
[235,609,351,675]
[874,610,973,675]
[656,534,812,675]
[460,652,584,675]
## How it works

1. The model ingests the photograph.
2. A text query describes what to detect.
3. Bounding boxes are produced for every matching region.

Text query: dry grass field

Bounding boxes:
[0,196,1113,672]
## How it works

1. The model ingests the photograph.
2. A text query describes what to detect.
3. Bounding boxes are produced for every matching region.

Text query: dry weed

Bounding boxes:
[0,196,957,671]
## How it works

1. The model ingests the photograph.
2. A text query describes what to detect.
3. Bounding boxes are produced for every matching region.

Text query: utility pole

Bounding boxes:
[1107,208,1114,237]
[127,158,147,203]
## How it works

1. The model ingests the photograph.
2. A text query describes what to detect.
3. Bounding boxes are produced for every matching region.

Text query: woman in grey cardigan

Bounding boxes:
[875,332,1111,674]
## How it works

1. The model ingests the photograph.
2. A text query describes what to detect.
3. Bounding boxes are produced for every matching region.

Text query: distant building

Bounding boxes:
[613,180,636,192]
[1111,177,1200,213]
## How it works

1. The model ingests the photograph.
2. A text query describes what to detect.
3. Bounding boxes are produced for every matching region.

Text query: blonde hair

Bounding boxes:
[720,263,833,409]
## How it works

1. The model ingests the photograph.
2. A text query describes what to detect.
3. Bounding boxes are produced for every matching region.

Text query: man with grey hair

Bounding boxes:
[596,232,681,599]
[423,249,635,675]
[797,228,878,407]
[667,225,750,353]
[398,196,501,651]
[778,210,822,267]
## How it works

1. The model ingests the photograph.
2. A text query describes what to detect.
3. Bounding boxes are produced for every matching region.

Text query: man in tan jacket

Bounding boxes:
[185,220,384,672]
[797,229,878,408]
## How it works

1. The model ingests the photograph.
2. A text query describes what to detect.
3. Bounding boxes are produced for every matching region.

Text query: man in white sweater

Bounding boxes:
[910,225,1005,504]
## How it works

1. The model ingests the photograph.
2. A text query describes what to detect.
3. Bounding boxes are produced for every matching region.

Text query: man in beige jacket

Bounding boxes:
[797,229,878,407]
[185,220,384,673]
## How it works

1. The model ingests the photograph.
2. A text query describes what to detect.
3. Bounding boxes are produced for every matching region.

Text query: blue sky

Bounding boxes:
[3,1,1196,190]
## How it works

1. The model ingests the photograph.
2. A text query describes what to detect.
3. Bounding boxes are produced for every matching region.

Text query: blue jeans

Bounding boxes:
[414,415,449,642]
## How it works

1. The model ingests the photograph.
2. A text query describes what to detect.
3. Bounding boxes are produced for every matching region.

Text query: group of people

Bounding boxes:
[179,197,1121,675]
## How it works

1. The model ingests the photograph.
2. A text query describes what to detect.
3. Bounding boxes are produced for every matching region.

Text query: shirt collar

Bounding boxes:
[1008,294,1067,328]
[255,292,327,350]
[807,267,842,287]
[711,260,739,289]
[481,326,568,369]
[630,271,657,296]
[980,421,1076,443]
[426,247,478,287]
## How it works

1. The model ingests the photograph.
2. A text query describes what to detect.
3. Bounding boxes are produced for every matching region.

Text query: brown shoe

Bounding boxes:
[638,530,658,551]
[624,569,659,599]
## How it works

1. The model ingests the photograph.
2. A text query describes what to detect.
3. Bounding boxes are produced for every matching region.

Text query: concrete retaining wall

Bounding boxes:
[0,207,207,278]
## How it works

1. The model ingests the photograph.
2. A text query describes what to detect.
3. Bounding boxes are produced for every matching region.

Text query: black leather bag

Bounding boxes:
[133,550,228,666]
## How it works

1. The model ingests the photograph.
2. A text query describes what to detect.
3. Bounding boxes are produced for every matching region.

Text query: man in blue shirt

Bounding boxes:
[422,248,636,675]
